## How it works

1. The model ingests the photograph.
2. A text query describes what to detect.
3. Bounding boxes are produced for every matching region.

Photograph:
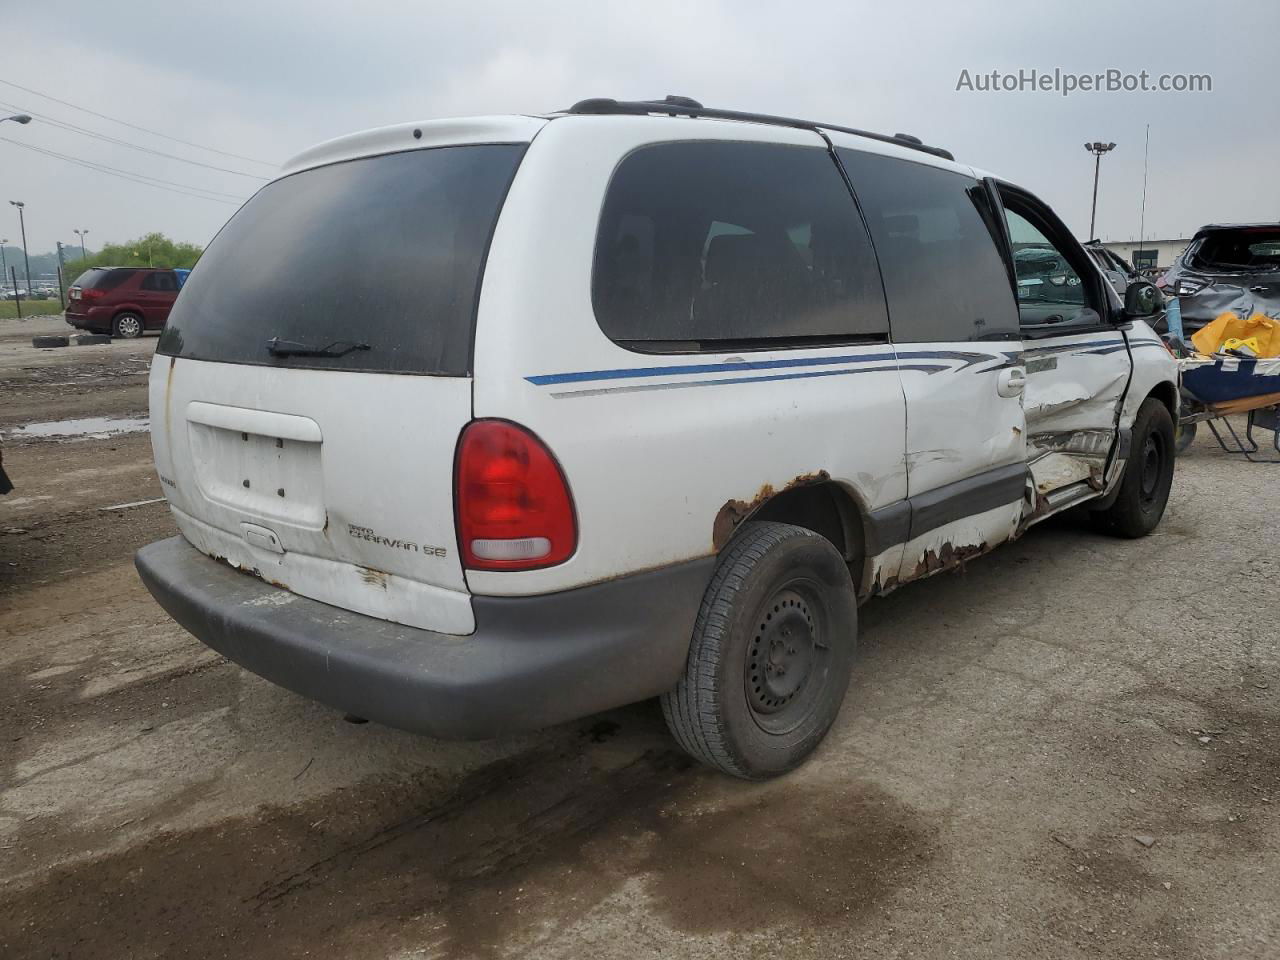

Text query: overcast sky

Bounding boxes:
[1,0,1276,256]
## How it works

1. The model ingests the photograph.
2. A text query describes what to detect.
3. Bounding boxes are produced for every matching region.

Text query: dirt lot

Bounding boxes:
[2,313,1277,959]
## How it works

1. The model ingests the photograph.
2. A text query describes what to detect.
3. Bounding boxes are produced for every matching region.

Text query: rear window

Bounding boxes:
[592,140,887,351]
[73,268,134,291]
[1192,229,1280,270]
[158,144,526,375]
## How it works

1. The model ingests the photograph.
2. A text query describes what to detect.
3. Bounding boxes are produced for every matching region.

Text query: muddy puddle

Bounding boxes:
[4,415,150,441]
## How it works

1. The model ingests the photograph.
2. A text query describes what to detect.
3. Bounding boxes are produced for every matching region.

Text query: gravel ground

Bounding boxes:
[1,316,1277,959]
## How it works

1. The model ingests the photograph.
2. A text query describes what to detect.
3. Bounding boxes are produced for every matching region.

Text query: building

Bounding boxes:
[1100,237,1192,273]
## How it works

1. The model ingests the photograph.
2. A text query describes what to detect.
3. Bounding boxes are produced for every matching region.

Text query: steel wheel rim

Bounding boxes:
[745,580,829,735]
[118,316,140,337]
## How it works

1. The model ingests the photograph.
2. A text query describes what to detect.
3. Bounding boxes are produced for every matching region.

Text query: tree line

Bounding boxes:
[61,232,203,281]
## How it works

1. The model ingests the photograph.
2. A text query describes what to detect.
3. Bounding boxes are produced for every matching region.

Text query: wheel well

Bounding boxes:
[1146,380,1178,419]
[725,481,868,585]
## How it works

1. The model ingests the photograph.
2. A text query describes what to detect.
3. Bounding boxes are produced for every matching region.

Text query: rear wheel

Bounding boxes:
[113,312,143,339]
[1092,398,1175,538]
[660,521,857,779]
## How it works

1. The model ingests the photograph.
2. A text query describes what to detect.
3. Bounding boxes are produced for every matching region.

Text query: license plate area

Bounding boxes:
[186,405,325,529]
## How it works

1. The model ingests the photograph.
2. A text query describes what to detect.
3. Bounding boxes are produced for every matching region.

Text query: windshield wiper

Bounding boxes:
[266,337,371,358]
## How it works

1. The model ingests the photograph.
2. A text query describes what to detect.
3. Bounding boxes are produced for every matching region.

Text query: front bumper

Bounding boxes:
[135,536,713,739]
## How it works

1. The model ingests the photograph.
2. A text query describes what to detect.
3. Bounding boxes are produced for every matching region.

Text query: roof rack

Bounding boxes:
[563,96,954,162]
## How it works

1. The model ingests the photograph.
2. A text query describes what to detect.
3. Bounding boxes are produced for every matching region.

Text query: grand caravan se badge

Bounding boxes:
[347,523,447,558]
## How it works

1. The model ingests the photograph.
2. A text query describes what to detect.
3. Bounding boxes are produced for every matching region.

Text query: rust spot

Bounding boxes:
[869,570,900,596]
[359,566,390,590]
[712,470,831,550]
[1012,426,1023,438]
[907,541,988,582]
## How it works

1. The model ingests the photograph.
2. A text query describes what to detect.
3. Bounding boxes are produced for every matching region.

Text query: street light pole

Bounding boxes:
[0,239,8,299]
[74,228,89,260]
[1084,141,1117,240]
[0,114,31,125]
[8,200,31,296]
[55,241,67,308]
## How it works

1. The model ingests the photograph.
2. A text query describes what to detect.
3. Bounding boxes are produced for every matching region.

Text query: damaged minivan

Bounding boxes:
[136,98,1179,779]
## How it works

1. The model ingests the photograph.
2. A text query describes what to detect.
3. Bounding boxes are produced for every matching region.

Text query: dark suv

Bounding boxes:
[66,267,181,339]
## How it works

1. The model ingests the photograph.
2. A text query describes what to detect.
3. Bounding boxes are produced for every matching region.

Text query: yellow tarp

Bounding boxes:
[1191,312,1280,358]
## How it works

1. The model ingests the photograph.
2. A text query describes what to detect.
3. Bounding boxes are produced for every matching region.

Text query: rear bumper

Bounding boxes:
[135,536,713,739]
[64,305,109,332]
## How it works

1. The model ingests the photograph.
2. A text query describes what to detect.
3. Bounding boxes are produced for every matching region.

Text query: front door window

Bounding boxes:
[1005,208,1097,327]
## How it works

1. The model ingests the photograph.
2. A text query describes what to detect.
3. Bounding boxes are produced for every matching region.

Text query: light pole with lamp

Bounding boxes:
[0,113,31,126]
[74,228,90,260]
[8,200,32,298]
[1084,141,1116,240]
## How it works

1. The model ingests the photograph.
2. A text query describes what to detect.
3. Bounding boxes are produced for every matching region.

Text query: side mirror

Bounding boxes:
[1123,279,1164,319]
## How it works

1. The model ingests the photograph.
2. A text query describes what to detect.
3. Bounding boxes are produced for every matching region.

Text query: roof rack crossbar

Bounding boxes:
[563,97,955,161]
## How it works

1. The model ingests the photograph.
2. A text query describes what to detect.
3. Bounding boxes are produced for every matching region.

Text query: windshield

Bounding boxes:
[158,143,526,375]
[1192,229,1280,271]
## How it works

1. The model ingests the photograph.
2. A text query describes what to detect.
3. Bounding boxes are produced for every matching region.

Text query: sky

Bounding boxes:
[1,0,1276,258]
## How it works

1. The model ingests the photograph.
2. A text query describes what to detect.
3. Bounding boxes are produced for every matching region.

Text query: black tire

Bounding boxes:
[1175,420,1196,455]
[31,335,69,348]
[113,312,144,339]
[1093,398,1175,538]
[72,333,112,346]
[660,521,857,779]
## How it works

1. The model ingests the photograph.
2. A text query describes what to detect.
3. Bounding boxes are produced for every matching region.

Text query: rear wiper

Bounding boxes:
[266,337,370,358]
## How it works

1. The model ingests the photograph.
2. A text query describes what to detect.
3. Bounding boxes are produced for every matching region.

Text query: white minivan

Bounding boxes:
[137,97,1179,779]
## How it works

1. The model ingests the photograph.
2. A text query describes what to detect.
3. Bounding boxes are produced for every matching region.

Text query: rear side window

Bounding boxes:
[838,149,1018,343]
[73,268,134,291]
[140,272,178,292]
[159,144,526,375]
[593,141,887,350]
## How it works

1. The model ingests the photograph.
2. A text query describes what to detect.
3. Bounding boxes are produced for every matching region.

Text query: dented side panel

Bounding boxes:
[1021,331,1130,498]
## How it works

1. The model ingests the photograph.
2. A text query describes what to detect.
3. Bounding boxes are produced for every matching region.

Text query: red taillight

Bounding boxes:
[455,420,576,571]
[79,288,105,301]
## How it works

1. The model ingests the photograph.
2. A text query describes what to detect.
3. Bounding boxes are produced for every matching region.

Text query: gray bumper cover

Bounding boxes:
[135,536,713,739]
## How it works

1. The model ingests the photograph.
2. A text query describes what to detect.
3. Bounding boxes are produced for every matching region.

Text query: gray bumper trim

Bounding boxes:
[136,536,714,739]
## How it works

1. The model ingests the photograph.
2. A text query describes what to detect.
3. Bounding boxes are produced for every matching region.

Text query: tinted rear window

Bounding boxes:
[592,141,887,350]
[158,144,526,374]
[838,149,1018,343]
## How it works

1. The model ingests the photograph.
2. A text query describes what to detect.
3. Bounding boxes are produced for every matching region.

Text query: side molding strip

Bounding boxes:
[907,463,1030,539]
[865,462,1031,554]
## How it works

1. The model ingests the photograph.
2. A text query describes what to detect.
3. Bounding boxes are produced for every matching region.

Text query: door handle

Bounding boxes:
[997,366,1026,398]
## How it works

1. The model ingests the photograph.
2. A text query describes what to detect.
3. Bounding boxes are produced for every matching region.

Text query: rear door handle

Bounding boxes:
[997,367,1026,398]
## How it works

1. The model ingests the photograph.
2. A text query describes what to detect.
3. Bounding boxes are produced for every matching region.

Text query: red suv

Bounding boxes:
[66,267,181,339]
